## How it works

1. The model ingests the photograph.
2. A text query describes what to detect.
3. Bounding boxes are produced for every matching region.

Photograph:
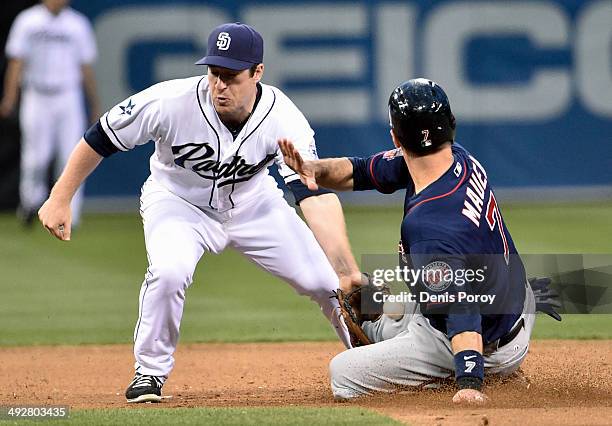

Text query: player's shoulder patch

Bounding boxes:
[383,147,403,161]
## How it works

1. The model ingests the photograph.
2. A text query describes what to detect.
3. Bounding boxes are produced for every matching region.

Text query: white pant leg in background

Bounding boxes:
[134,179,229,377]
[18,88,86,223]
[226,193,351,348]
[19,89,55,212]
[55,88,86,226]
[330,286,536,399]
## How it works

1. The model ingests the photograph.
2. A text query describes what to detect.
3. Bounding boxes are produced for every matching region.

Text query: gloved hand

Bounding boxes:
[334,274,390,347]
[528,277,562,321]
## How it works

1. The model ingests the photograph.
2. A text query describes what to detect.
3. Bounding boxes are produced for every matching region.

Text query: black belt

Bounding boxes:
[483,318,525,355]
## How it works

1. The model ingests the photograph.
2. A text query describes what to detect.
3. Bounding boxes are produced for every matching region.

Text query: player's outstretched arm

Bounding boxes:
[38,139,103,241]
[278,139,354,191]
[300,193,363,292]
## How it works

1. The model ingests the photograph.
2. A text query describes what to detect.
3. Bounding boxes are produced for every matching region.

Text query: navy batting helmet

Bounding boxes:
[388,78,456,155]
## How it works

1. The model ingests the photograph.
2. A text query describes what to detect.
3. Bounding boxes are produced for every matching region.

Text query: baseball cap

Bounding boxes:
[195,22,263,71]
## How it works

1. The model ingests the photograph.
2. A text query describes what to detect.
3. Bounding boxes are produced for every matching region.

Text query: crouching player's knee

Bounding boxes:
[328,351,366,400]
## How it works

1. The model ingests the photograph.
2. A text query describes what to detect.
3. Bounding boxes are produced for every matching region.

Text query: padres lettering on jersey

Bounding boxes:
[99,76,318,211]
[172,142,276,187]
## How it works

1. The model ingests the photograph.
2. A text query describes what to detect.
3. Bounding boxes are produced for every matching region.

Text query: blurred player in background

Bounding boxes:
[0,0,100,226]
[38,22,362,403]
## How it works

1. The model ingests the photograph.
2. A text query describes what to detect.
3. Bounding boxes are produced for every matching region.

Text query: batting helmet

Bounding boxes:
[388,78,456,155]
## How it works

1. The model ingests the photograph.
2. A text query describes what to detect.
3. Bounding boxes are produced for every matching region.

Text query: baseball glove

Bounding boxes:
[335,276,390,347]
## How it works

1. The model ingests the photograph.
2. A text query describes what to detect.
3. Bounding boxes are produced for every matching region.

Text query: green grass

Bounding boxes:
[0,202,611,346]
[0,407,401,426]
[530,314,612,339]
[0,213,337,345]
[500,202,612,253]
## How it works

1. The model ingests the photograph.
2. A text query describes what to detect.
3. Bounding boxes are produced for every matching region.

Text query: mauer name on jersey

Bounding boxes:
[172,142,275,187]
[461,155,489,227]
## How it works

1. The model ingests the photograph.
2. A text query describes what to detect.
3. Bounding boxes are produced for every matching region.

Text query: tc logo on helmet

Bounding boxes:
[216,32,231,50]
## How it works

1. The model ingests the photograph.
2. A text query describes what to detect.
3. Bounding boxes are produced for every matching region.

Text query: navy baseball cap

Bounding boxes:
[195,22,263,70]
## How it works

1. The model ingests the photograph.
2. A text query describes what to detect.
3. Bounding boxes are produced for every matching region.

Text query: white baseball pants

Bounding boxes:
[19,87,85,224]
[134,178,350,377]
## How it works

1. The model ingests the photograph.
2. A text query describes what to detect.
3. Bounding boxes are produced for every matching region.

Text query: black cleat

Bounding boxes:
[125,374,164,403]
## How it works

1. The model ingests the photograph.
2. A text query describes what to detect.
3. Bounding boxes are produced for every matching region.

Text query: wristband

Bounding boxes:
[454,350,484,390]
[456,376,483,390]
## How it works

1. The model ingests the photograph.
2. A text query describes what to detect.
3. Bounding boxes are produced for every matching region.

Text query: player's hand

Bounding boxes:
[278,138,319,190]
[339,271,368,293]
[452,388,489,405]
[38,197,72,241]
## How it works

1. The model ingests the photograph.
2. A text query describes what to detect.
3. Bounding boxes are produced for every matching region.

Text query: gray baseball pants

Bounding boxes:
[330,285,536,399]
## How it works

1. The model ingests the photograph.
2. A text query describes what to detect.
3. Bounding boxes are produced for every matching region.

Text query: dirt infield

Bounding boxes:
[1,340,611,425]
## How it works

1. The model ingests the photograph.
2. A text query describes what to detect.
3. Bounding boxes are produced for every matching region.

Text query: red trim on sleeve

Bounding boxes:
[368,152,386,192]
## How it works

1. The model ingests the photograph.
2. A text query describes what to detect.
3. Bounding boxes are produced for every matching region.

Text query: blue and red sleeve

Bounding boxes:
[349,148,411,193]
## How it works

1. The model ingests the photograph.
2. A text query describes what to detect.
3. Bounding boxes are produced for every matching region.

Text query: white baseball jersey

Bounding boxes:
[96,77,353,376]
[99,76,318,211]
[5,5,97,91]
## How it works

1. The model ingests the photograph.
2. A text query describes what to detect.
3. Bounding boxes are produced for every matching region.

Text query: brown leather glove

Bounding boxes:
[335,277,389,347]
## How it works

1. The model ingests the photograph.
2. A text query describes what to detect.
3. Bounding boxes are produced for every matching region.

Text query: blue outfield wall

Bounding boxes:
[72,0,612,197]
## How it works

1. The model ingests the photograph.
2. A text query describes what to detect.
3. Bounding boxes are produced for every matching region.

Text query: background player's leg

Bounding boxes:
[18,90,54,220]
[135,179,228,377]
[227,194,351,348]
[330,314,454,399]
[56,89,87,226]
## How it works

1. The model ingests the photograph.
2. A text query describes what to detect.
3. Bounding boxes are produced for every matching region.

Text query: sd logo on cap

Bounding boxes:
[196,23,264,71]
